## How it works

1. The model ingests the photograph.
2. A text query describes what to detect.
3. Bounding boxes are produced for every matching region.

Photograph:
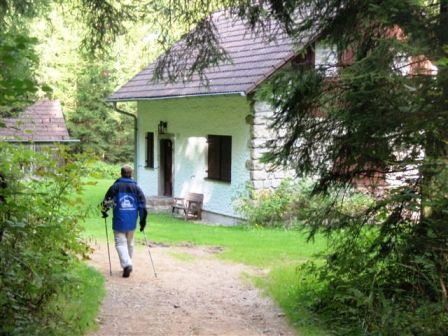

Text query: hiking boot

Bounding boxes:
[123,265,132,278]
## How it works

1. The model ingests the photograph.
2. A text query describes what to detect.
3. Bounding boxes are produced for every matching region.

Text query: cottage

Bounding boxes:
[108,11,335,224]
[0,100,77,148]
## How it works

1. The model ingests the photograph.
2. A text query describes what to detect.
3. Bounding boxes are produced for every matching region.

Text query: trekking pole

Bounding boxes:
[142,230,158,278]
[104,217,113,276]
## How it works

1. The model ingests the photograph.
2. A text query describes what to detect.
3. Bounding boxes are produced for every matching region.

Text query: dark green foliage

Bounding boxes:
[0,143,94,335]
[78,0,137,55]
[297,223,448,335]
[0,31,40,118]
[0,1,139,164]
[235,179,373,230]
[68,58,134,163]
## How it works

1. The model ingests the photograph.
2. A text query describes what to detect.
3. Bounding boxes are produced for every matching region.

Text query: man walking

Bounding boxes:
[102,165,147,278]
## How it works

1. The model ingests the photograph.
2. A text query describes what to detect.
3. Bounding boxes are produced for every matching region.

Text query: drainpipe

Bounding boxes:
[112,102,138,181]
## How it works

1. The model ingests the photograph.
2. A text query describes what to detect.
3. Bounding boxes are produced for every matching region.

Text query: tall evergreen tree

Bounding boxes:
[257,3,448,332]
[1,1,160,162]
[0,0,135,116]
[68,56,134,162]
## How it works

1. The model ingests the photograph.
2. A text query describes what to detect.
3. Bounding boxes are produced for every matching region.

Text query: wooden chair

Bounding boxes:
[172,192,204,220]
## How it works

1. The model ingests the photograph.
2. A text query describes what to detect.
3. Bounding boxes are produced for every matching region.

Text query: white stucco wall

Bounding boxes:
[315,41,338,76]
[136,95,251,218]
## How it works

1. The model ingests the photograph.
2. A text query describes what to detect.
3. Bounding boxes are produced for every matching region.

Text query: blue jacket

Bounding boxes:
[103,178,147,231]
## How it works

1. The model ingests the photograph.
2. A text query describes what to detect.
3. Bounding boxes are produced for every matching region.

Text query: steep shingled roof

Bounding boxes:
[0,100,74,142]
[108,11,305,101]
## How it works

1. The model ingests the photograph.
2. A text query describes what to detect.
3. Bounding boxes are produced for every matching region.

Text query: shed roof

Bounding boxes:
[0,100,76,143]
[109,11,305,101]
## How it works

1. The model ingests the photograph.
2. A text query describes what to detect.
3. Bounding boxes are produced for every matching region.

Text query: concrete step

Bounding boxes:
[146,196,173,212]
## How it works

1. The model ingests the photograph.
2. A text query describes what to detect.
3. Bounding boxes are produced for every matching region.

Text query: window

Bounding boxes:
[145,132,154,168]
[207,135,231,182]
[315,42,338,76]
[291,44,315,70]
[292,42,339,76]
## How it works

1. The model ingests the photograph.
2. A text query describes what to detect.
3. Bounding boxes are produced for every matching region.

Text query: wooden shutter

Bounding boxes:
[145,132,154,168]
[207,135,232,182]
[207,135,220,180]
[220,136,232,182]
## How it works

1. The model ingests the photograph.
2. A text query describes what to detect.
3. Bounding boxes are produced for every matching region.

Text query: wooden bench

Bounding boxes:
[171,193,204,220]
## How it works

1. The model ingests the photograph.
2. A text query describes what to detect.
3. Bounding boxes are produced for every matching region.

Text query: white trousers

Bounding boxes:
[113,231,134,269]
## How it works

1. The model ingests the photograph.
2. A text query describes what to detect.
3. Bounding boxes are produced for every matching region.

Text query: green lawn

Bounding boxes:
[80,179,329,334]
[80,179,326,268]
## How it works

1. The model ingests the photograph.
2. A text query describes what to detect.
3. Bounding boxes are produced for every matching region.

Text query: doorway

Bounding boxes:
[159,138,173,196]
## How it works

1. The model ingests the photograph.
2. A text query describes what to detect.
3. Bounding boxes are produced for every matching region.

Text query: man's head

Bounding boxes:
[121,165,133,178]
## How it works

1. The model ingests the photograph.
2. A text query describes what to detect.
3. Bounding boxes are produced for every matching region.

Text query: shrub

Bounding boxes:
[293,209,446,333]
[234,178,372,229]
[0,143,97,335]
[87,160,123,179]
[298,226,448,335]
[295,167,448,335]
[234,178,312,228]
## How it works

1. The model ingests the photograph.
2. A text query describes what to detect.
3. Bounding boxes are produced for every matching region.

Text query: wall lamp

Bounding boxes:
[158,121,168,134]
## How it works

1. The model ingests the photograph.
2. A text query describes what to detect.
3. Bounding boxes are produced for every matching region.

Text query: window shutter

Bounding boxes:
[145,132,154,168]
[220,136,232,182]
[207,135,220,179]
[207,135,232,182]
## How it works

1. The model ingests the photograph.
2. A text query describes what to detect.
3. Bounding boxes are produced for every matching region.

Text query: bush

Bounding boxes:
[0,143,100,335]
[293,167,448,335]
[237,176,448,333]
[234,178,372,229]
[298,227,448,335]
[234,179,300,227]
[297,180,448,335]
[87,160,123,179]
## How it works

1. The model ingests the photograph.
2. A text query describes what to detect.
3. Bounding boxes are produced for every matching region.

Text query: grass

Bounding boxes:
[80,179,326,268]
[254,265,328,335]
[79,178,329,334]
[47,262,105,335]
[79,179,116,239]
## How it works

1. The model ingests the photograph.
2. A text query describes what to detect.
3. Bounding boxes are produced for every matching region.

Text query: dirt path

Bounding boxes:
[87,240,297,336]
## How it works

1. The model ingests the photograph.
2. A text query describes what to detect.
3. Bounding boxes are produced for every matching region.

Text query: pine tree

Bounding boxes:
[253,1,448,332]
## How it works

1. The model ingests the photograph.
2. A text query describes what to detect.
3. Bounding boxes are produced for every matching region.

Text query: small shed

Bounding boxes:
[0,100,78,147]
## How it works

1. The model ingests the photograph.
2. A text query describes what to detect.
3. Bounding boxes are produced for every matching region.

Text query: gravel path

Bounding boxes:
[87,239,297,336]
